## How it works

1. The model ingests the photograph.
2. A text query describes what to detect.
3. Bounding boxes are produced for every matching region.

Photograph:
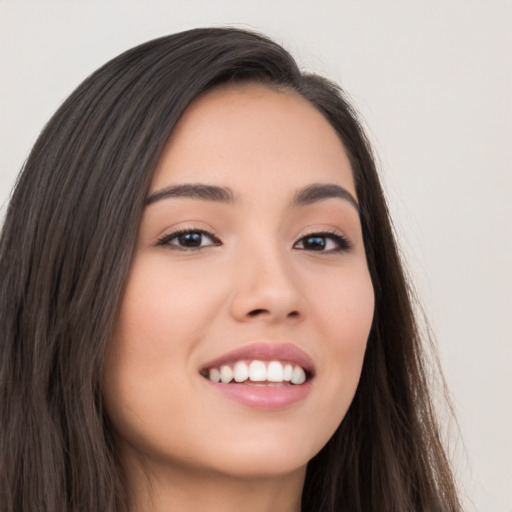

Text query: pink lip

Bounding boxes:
[200,342,315,373]
[200,342,315,410]
[202,379,313,410]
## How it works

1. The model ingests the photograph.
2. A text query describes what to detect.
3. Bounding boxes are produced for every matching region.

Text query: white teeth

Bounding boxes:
[205,360,308,385]
[209,368,221,383]
[267,361,284,382]
[233,361,249,382]
[248,360,267,381]
[220,365,233,384]
[290,366,306,385]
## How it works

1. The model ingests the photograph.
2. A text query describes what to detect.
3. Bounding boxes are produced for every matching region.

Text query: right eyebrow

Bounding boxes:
[146,184,236,205]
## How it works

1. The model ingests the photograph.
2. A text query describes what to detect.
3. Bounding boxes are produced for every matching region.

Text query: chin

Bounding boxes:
[186,423,331,479]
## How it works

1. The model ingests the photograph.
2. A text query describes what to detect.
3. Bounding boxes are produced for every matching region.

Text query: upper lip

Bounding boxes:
[200,342,315,374]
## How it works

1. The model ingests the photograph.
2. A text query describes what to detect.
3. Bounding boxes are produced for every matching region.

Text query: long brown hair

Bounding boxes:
[0,27,461,511]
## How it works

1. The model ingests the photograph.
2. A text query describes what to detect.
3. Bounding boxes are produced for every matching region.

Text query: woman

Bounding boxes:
[0,27,461,511]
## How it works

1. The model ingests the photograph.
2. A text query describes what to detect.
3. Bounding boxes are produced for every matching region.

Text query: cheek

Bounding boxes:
[113,256,226,360]
[333,273,373,378]
[102,257,227,434]
[307,264,374,430]
[311,261,374,350]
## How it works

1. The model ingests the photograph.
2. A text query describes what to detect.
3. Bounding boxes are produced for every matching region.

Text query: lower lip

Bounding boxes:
[202,378,313,410]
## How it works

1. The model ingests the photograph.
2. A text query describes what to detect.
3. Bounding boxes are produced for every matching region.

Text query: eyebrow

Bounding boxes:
[146,184,235,205]
[291,183,359,212]
[146,182,359,212]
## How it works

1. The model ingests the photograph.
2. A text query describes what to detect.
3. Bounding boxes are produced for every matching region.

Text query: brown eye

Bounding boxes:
[294,232,351,253]
[177,232,204,247]
[300,235,327,251]
[158,229,221,251]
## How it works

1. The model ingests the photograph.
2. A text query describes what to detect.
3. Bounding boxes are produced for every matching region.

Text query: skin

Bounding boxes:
[103,83,375,512]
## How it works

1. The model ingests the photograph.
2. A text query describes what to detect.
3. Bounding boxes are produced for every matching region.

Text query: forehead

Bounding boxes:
[151,82,356,197]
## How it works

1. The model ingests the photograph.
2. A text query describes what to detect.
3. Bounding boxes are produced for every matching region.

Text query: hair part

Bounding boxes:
[0,27,461,511]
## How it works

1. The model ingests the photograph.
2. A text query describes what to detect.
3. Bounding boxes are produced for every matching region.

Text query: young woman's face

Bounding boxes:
[104,83,374,481]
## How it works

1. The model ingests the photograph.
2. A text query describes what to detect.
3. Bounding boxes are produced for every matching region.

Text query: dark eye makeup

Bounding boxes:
[157,228,352,253]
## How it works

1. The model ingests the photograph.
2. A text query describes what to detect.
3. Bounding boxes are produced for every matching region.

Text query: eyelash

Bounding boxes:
[157,228,352,253]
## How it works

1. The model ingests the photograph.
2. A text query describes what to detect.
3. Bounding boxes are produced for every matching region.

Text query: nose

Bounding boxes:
[228,244,306,324]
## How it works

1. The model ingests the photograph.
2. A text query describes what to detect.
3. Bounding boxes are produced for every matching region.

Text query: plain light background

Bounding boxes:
[1,1,510,510]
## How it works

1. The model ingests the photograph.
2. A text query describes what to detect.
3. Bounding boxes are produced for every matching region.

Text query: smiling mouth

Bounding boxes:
[200,359,311,385]
[200,343,315,409]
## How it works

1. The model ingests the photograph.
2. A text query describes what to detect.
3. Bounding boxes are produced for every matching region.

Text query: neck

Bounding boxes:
[124,455,306,512]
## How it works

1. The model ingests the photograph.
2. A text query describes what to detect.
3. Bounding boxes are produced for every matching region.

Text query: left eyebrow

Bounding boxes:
[291,183,359,213]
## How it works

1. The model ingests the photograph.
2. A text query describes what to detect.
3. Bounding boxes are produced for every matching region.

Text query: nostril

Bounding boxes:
[247,309,300,318]
[248,309,268,317]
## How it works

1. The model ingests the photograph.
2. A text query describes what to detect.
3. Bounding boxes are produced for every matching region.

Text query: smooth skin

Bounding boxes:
[103,83,375,512]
